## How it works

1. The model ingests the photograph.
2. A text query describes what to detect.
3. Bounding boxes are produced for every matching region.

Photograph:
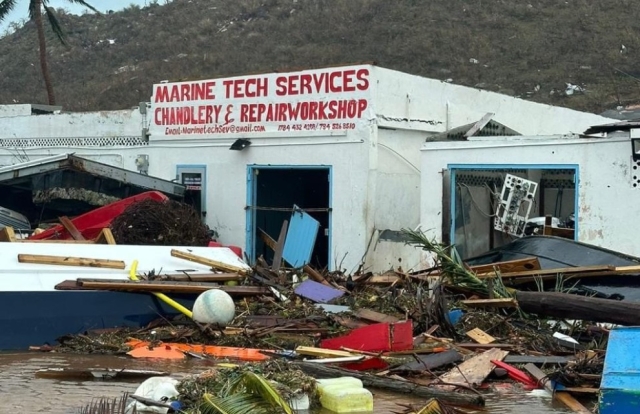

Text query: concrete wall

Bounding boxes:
[372,67,615,135]
[0,104,32,118]
[421,136,640,258]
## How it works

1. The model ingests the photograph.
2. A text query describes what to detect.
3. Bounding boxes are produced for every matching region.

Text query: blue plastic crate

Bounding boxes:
[600,327,640,414]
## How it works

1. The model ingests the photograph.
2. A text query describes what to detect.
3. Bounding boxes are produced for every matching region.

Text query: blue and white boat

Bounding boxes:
[0,242,251,350]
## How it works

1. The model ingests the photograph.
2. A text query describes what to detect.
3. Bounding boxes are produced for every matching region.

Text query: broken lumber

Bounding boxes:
[465,328,496,344]
[524,363,593,414]
[294,361,484,407]
[171,249,249,275]
[469,257,541,274]
[516,291,640,326]
[17,254,125,269]
[295,346,357,359]
[56,279,268,296]
[477,264,614,279]
[504,355,572,365]
[58,216,86,240]
[439,348,509,387]
[353,309,400,324]
[154,273,244,282]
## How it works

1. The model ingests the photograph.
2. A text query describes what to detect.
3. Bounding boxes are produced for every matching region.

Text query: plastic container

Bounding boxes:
[319,384,373,413]
[316,377,364,395]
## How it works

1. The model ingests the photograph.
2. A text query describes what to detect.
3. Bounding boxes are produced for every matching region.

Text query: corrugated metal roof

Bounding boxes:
[584,121,640,135]
[282,206,320,268]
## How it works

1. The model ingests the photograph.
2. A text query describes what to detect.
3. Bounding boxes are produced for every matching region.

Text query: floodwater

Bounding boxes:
[0,353,578,414]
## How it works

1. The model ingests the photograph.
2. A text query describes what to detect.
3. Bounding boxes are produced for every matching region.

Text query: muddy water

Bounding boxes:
[0,353,576,414]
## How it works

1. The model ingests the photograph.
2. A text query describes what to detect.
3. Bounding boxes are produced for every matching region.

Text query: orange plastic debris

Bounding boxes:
[126,340,271,362]
[127,343,186,360]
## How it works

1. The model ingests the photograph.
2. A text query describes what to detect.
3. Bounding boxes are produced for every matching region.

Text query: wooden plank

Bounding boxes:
[366,274,402,285]
[58,216,86,241]
[272,220,288,272]
[171,249,249,275]
[439,348,509,386]
[504,355,572,365]
[562,387,599,394]
[154,273,244,282]
[94,228,116,245]
[524,363,593,414]
[295,346,357,358]
[479,264,615,279]
[0,226,16,242]
[469,257,541,274]
[353,309,400,324]
[15,238,96,244]
[461,298,518,308]
[17,254,125,269]
[455,343,514,350]
[465,328,496,344]
[57,279,268,296]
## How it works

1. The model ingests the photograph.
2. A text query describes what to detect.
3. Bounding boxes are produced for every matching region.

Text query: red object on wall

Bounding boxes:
[320,320,413,352]
[28,191,169,241]
[208,241,243,259]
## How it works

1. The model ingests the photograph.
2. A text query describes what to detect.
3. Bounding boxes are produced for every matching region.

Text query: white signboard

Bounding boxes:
[149,65,373,139]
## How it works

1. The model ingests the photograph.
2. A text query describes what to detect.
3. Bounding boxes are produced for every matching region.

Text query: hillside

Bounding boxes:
[0,0,639,114]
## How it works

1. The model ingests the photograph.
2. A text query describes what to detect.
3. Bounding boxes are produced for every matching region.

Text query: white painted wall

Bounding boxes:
[0,107,145,140]
[421,136,640,258]
[372,67,615,135]
[0,104,31,118]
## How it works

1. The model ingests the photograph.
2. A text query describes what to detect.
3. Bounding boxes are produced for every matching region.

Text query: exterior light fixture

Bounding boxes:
[230,138,251,151]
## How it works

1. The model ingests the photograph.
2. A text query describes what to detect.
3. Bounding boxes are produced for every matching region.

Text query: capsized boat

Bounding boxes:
[0,242,251,351]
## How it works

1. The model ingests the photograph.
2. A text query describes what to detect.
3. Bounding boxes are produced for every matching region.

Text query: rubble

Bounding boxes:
[8,200,640,413]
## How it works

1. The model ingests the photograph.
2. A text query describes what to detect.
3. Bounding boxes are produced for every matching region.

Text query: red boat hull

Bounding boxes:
[28,191,169,241]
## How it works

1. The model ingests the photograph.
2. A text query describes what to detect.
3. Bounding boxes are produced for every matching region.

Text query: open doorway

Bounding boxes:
[247,166,331,270]
[448,165,578,259]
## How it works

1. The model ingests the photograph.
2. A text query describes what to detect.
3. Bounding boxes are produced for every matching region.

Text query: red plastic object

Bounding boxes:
[208,241,243,259]
[28,191,169,241]
[340,357,389,371]
[320,321,413,352]
[491,360,540,389]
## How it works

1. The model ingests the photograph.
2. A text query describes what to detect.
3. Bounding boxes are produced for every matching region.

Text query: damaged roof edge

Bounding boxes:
[0,153,185,197]
[584,120,640,135]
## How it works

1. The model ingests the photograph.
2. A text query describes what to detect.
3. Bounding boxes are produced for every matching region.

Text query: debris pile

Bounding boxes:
[110,198,211,246]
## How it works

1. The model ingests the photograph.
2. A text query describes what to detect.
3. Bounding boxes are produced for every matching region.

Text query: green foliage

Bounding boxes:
[199,372,293,414]
[0,0,638,111]
[402,228,512,298]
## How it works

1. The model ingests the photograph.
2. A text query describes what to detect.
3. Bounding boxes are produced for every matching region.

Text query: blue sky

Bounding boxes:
[0,0,151,32]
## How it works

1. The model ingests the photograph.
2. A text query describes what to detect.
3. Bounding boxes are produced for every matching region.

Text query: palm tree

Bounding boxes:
[0,0,98,105]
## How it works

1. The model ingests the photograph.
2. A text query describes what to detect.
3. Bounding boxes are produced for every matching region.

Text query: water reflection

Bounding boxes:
[0,353,574,413]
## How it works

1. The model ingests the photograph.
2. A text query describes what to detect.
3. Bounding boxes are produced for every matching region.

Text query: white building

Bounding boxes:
[420,121,640,260]
[0,65,615,272]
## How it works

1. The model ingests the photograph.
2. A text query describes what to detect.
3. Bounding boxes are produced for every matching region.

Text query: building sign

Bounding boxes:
[149,65,373,139]
[181,172,202,191]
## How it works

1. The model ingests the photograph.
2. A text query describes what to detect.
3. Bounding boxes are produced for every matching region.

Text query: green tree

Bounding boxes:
[0,0,98,105]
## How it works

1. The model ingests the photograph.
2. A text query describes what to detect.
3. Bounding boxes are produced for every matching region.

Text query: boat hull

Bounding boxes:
[0,290,196,351]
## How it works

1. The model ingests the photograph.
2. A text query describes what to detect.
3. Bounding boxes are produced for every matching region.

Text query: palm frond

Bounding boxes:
[0,0,18,22]
[200,371,294,414]
[76,392,133,414]
[65,0,99,14]
[402,228,512,298]
[200,392,278,414]
[44,5,66,43]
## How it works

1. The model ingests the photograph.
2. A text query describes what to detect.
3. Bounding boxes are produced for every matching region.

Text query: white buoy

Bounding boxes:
[192,289,236,325]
